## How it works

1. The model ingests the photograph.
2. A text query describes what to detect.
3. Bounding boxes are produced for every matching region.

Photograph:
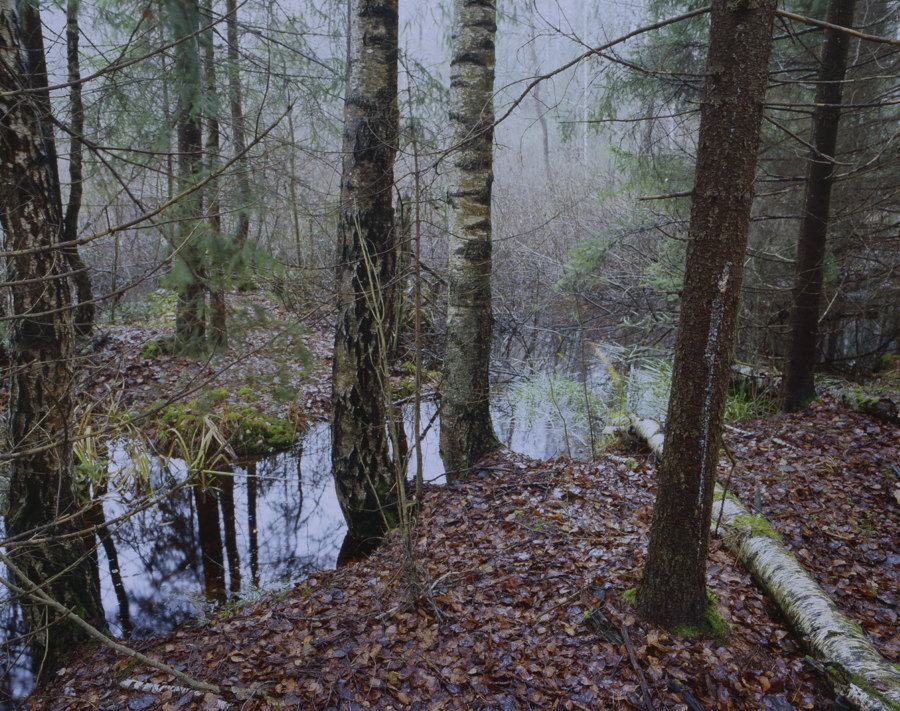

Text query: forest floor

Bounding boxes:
[17,294,900,710]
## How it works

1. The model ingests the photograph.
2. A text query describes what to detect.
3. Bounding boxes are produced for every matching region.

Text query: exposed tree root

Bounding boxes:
[616,417,900,711]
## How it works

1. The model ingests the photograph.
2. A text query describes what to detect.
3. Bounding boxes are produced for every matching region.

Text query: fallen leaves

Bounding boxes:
[19,329,898,711]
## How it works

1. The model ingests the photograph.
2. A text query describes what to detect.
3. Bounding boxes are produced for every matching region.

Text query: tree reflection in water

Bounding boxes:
[95,421,345,637]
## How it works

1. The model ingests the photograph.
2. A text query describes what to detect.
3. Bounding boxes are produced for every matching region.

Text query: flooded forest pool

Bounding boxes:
[1,344,672,705]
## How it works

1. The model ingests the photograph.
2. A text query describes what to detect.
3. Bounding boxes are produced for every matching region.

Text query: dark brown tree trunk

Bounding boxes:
[217,469,241,595]
[192,482,225,602]
[226,0,251,258]
[246,461,259,588]
[780,0,857,412]
[202,0,228,351]
[0,0,104,679]
[85,493,133,637]
[331,0,400,557]
[17,1,95,337]
[62,0,95,335]
[20,0,94,337]
[171,0,207,355]
[636,0,776,628]
[440,0,501,478]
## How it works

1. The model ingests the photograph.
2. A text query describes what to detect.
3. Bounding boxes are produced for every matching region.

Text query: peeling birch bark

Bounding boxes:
[617,416,900,711]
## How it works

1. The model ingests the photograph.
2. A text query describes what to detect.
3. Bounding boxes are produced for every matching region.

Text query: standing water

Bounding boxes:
[0,345,669,706]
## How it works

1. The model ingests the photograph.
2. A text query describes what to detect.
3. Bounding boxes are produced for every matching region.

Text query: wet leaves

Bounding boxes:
[24,391,898,710]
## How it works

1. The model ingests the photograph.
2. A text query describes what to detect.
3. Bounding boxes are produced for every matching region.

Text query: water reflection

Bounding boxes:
[98,423,346,636]
[1,348,669,707]
[96,393,597,639]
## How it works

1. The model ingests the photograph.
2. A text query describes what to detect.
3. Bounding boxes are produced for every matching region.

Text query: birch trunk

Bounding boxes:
[440,0,501,478]
[331,0,400,560]
[1,0,104,678]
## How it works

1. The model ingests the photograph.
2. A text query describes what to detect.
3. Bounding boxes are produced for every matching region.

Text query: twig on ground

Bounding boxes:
[667,678,706,711]
[620,624,656,711]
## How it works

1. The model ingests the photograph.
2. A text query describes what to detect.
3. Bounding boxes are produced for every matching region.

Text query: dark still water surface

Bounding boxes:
[1,353,646,707]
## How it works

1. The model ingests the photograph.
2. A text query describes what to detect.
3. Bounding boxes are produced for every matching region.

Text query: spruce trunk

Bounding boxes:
[781,0,857,412]
[171,0,207,355]
[636,0,776,627]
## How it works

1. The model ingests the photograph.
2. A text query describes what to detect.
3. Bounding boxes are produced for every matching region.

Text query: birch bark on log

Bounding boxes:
[618,417,900,711]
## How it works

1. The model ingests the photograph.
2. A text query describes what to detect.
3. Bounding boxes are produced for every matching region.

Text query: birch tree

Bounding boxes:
[440,0,500,478]
[331,0,401,562]
[1,0,103,678]
[636,0,776,628]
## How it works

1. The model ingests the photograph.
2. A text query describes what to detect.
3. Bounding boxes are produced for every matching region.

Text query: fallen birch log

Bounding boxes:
[615,417,900,711]
[836,390,899,425]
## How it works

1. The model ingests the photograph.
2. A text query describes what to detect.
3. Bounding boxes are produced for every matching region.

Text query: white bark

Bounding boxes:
[617,417,900,711]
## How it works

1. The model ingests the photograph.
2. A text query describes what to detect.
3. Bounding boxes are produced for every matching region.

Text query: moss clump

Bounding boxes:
[140,337,173,359]
[874,353,897,372]
[713,484,743,507]
[623,587,729,641]
[160,393,302,457]
[222,406,297,455]
[671,594,730,641]
[732,513,783,542]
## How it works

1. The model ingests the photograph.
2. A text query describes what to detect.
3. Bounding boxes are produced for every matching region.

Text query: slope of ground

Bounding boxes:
[24,394,898,710]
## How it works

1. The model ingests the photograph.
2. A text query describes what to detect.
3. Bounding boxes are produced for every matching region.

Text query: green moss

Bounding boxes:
[235,385,258,401]
[140,337,173,359]
[731,513,783,541]
[825,664,900,711]
[874,353,897,372]
[160,394,301,457]
[671,595,730,641]
[622,588,638,605]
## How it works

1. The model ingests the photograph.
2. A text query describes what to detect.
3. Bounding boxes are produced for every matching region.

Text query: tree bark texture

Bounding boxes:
[202,0,227,351]
[225,0,251,253]
[331,0,400,556]
[171,0,207,355]
[0,0,104,679]
[622,418,900,711]
[20,0,95,335]
[61,0,95,335]
[636,0,776,628]
[714,490,900,711]
[781,0,857,413]
[440,0,501,478]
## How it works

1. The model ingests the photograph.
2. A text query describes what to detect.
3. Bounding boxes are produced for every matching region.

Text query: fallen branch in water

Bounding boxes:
[0,551,224,699]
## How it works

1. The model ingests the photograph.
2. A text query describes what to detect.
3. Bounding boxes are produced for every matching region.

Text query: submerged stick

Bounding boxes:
[0,551,222,697]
